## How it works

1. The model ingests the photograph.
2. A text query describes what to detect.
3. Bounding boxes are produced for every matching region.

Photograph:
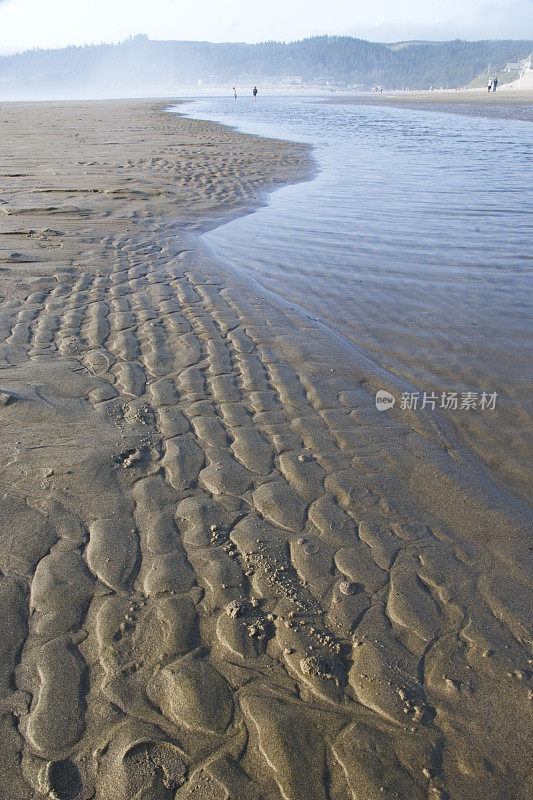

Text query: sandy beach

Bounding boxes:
[0,99,531,800]
[339,87,533,105]
[325,85,533,121]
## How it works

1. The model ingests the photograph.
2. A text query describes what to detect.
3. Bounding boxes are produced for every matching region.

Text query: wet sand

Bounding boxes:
[0,99,532,800]
[337,88,533,105]
[326,87,533,121]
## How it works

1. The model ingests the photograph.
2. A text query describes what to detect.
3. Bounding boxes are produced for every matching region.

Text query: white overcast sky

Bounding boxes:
[0,0,532,54]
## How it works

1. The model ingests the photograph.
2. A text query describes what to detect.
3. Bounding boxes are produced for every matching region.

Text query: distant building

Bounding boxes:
[504,53,532,72]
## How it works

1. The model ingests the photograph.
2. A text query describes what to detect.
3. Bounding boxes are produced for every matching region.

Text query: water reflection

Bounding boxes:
[176,97,533,502]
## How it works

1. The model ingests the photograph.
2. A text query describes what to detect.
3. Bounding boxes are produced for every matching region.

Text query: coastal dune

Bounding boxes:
[0,100,531,800]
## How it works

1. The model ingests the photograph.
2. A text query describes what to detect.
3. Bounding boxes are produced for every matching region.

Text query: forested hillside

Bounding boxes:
[1,34,531,97]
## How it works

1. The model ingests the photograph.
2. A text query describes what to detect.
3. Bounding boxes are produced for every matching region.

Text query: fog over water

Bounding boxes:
[176,96,533,502]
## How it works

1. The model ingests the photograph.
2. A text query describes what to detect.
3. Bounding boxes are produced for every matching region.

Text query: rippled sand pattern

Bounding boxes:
[0,100,531,800]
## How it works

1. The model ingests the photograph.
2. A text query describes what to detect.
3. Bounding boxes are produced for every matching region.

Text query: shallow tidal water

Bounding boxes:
[176,96,533,503]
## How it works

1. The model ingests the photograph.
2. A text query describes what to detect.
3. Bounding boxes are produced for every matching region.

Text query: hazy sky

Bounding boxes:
[0,0,532,54]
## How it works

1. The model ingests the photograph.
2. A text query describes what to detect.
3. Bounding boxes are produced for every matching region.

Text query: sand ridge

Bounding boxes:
[0,99,531,800]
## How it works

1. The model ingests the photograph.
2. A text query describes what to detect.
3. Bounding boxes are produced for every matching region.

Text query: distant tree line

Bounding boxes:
[1,35,532,94]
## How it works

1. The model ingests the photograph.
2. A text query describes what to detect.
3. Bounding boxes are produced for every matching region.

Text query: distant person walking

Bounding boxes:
[233,86,237,99]
[487,76,493,92]
[253,86,258,99]
[492,76,498,92]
